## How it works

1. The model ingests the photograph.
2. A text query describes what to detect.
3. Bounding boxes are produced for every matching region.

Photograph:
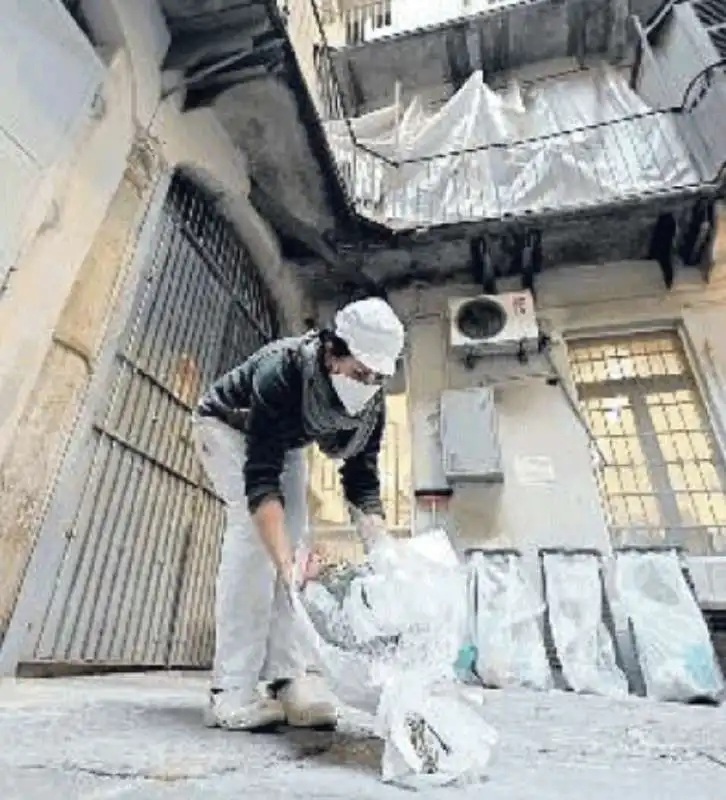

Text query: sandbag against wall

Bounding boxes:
[615,549,725,703]
[469,551,552,690]
[541,551,628,698]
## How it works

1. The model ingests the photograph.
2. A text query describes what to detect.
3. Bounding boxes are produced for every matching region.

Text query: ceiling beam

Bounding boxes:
[649,213,678,289]
[470,237,497,294]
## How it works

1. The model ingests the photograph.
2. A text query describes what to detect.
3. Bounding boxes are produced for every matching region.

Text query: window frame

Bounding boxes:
[564,322,726,555]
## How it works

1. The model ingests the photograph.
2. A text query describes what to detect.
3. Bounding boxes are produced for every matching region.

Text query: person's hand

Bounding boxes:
[356,513,388,551]
[280,547,323,595]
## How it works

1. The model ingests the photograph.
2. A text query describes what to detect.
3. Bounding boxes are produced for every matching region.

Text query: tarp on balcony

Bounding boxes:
[325,65,700,228]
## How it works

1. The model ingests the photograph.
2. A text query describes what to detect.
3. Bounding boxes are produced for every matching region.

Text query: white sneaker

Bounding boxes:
[276,674,338,730]
[204,687,285,732]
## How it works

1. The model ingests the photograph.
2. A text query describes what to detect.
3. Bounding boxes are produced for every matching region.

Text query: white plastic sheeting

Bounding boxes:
[297,529,469,710]
[615,550,725,703]
[294,529,498,787]
[541,552,628,698]
[326,65,699,228]
[469,551,552,690]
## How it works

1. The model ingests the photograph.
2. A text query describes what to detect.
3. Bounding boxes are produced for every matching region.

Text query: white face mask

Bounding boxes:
[330,373,380,416]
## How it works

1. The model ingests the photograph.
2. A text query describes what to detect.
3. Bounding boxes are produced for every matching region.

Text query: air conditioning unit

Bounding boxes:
[449,291,540,356]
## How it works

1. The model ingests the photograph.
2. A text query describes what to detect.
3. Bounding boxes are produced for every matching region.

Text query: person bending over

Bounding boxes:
[194,297,405,731]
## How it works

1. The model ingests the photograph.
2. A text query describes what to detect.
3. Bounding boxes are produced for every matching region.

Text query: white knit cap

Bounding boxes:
[334,297,404,376]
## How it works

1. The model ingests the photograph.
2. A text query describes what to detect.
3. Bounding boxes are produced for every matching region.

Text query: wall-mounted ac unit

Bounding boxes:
[449,291,540,356]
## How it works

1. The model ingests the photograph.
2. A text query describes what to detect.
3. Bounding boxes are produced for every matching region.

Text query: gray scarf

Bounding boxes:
[298,333,381,460]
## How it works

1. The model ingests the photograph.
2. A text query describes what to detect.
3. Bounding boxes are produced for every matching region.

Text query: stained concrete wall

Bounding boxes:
[0,0,310,650]
[388,215,726,604]
[329,0,633,115]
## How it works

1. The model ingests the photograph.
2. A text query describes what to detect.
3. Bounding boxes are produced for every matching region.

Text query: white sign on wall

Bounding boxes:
[514,455,556,486]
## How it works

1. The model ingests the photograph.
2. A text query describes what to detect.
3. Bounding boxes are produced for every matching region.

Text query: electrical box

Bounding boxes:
[440,387,504,483]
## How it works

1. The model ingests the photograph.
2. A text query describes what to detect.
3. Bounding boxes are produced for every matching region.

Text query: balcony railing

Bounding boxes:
[281,0,726,229]
[324,105,707,228]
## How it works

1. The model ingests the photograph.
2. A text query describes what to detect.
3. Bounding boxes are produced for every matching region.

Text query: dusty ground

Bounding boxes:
[0,673,724,799]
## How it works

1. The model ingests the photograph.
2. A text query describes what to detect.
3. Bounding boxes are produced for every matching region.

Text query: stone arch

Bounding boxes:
[166,159,308,334]
[79,0,309,334]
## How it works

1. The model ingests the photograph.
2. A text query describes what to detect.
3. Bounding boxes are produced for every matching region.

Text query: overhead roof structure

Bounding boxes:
[155,0,725,297]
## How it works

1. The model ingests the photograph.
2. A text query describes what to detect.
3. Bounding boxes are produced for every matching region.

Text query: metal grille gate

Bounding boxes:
[28,172,279,668]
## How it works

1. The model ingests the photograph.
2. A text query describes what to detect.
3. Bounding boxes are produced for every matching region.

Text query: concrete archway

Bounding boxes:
[80,0,310,334]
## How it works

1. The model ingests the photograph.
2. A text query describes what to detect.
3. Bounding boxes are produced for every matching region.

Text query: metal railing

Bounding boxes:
[281,0,726,228]
[325,109,710,228]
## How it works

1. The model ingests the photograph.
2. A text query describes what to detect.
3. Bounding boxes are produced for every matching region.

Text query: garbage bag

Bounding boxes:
[292,589,384,712]
[469,552,552,690]
[293,528,498,786]
[542,552,628,698]
[297,530,469,703]
[615,550,725,703]
[377,681,498,790]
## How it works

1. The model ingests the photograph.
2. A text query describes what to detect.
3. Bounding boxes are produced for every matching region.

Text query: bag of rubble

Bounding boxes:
[376,678,498,789]
[615,549,725,704]
[291,528,498,787]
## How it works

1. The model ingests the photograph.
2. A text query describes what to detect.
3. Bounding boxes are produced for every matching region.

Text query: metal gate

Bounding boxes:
[25,172,280,668]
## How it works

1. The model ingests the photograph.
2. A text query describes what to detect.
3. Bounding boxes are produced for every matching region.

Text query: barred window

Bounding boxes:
[569,330,726,555]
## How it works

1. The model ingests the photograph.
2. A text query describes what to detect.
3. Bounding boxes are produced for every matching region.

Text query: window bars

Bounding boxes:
[569,330,726,556]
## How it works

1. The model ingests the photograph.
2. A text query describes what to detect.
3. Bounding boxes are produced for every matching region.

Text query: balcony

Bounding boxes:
[160,0,726,295]
[321,0,668,116]
[323,62,704,229]
[288,0,724,287]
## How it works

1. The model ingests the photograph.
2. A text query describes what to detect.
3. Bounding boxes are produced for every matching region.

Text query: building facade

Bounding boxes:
[0,0,310,674]
[1,0,725,677]
[306,0,726,605]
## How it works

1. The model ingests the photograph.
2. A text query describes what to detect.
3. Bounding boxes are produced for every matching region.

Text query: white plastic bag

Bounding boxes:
[292,589,384,712]
[294,528,498,786]
[296,530,469,710]
[376,680,498,790]
[615,550,725,703]
[542,552,628,698]
[470,552,552,690]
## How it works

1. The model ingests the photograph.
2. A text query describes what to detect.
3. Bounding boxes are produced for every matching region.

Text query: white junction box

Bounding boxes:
[440,387,504,483]
[449,291,540,356]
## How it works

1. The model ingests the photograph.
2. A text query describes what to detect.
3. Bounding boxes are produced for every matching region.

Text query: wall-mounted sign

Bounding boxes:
[513,455,556,486]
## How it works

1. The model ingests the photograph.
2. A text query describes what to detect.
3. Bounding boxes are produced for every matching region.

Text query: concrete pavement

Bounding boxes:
[0,673,724,799]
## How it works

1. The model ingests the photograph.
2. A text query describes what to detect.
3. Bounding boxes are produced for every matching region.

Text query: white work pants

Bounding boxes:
[193,416,312,700]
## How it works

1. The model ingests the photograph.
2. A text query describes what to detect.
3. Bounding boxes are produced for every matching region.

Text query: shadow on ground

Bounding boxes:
[286,728,384,774]
[134,700,384,775]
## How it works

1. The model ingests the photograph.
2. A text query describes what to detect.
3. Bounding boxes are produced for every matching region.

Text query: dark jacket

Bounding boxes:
[197,336,385,517]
